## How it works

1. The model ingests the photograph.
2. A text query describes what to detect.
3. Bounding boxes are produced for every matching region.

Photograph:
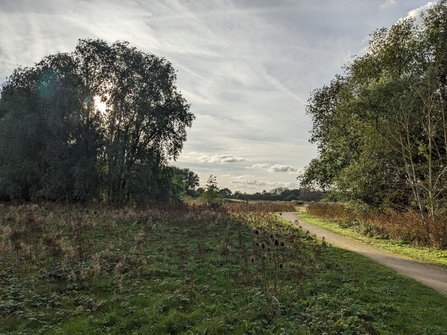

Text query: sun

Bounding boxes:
[94,95,108,114]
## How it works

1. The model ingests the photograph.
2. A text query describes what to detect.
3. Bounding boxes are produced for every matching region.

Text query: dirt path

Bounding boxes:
[282,212,447,297]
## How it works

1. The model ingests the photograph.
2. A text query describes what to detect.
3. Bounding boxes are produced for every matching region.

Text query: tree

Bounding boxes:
[219,187,233,198]
[199,175,224,205]
[300,1,447,218]
[171,167,200,197]
[0,51,102,200]
[0,39,194,202]
[195,187,205,197]
[270,187,288,195]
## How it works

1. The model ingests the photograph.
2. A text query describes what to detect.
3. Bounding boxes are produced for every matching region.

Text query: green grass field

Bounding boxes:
[1,203,447,334]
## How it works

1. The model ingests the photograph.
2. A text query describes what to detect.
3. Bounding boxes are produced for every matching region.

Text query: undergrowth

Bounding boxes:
[307,202,447,249]
[0,202,446,334]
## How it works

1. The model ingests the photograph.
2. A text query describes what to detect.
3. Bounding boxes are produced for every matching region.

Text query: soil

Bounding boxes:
[282,212,447,297]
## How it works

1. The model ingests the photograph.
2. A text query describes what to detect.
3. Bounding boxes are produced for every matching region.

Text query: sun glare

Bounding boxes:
[94,95,108,114]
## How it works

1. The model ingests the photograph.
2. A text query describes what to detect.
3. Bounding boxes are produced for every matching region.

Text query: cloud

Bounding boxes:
[405,2,435,23]
[268,164,298,173]
[231,175,265,186]
[380,0,396,9]
[262,71,306,105]
[247,163,299,173]
[246,163,269,169]
[198,154,247,163]
[230,175,299,189]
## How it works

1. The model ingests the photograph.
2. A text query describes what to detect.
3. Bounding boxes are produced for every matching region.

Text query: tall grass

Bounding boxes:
[307,202,447,249]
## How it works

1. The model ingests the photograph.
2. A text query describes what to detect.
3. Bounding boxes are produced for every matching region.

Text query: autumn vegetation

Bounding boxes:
[307,202,447,249]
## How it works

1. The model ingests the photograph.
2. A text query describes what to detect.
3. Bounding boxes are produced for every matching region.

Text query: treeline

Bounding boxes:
[300,1,447,218]
[0,39,194,203]
[215,187,324,202]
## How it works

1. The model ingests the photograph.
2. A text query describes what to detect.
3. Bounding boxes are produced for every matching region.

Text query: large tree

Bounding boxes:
[300,1,447,217]
[0,39,194,202]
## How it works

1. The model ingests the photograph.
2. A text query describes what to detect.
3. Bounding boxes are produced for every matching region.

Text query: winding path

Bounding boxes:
[282,212,447,297]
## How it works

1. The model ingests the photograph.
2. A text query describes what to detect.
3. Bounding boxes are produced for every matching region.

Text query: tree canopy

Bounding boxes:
[300,1,447,218]
[0,39,195,202]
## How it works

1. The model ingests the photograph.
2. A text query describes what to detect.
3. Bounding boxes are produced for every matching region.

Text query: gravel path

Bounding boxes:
[282,212,447,297]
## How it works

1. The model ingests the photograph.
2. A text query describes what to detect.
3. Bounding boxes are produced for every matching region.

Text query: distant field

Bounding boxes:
[1,202,447,334]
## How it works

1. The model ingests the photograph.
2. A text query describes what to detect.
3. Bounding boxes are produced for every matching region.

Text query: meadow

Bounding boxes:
[1,202,447,334]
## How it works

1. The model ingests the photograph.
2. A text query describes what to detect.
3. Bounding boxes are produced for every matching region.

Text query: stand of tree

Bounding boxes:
[221,187,324,202]
[300,1,447,218]
[0,39,195,203]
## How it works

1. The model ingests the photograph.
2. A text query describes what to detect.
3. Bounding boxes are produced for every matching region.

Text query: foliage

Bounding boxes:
[199,175,224,205]
[1,203,447,334]
[219,187,233,198]
[233,188,324,202]
[306,202,447,249]
[0,39,194,203]
[177,167,200,196]
[300,1,447,218]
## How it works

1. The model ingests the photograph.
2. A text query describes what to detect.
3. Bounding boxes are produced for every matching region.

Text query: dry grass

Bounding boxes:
[307,202,447,249]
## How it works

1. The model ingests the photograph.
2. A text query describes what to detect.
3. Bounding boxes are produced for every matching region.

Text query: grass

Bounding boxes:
[297,211,447,269]
[0,202,447,334]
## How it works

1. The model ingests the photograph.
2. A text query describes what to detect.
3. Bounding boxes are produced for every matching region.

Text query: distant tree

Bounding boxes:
[219,187,233,198]
[199,175,224,205]
[298,188,325,202]
[233,191,242,199]
[270,187,288,195]
[0,38,194,202]
[285,194,297,201]
[171,167,200,197]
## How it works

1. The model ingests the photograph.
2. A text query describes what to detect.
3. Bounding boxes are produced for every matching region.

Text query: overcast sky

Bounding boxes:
[0,0,436,193]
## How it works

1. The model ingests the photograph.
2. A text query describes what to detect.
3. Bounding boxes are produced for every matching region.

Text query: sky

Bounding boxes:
[0,0,436,193]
